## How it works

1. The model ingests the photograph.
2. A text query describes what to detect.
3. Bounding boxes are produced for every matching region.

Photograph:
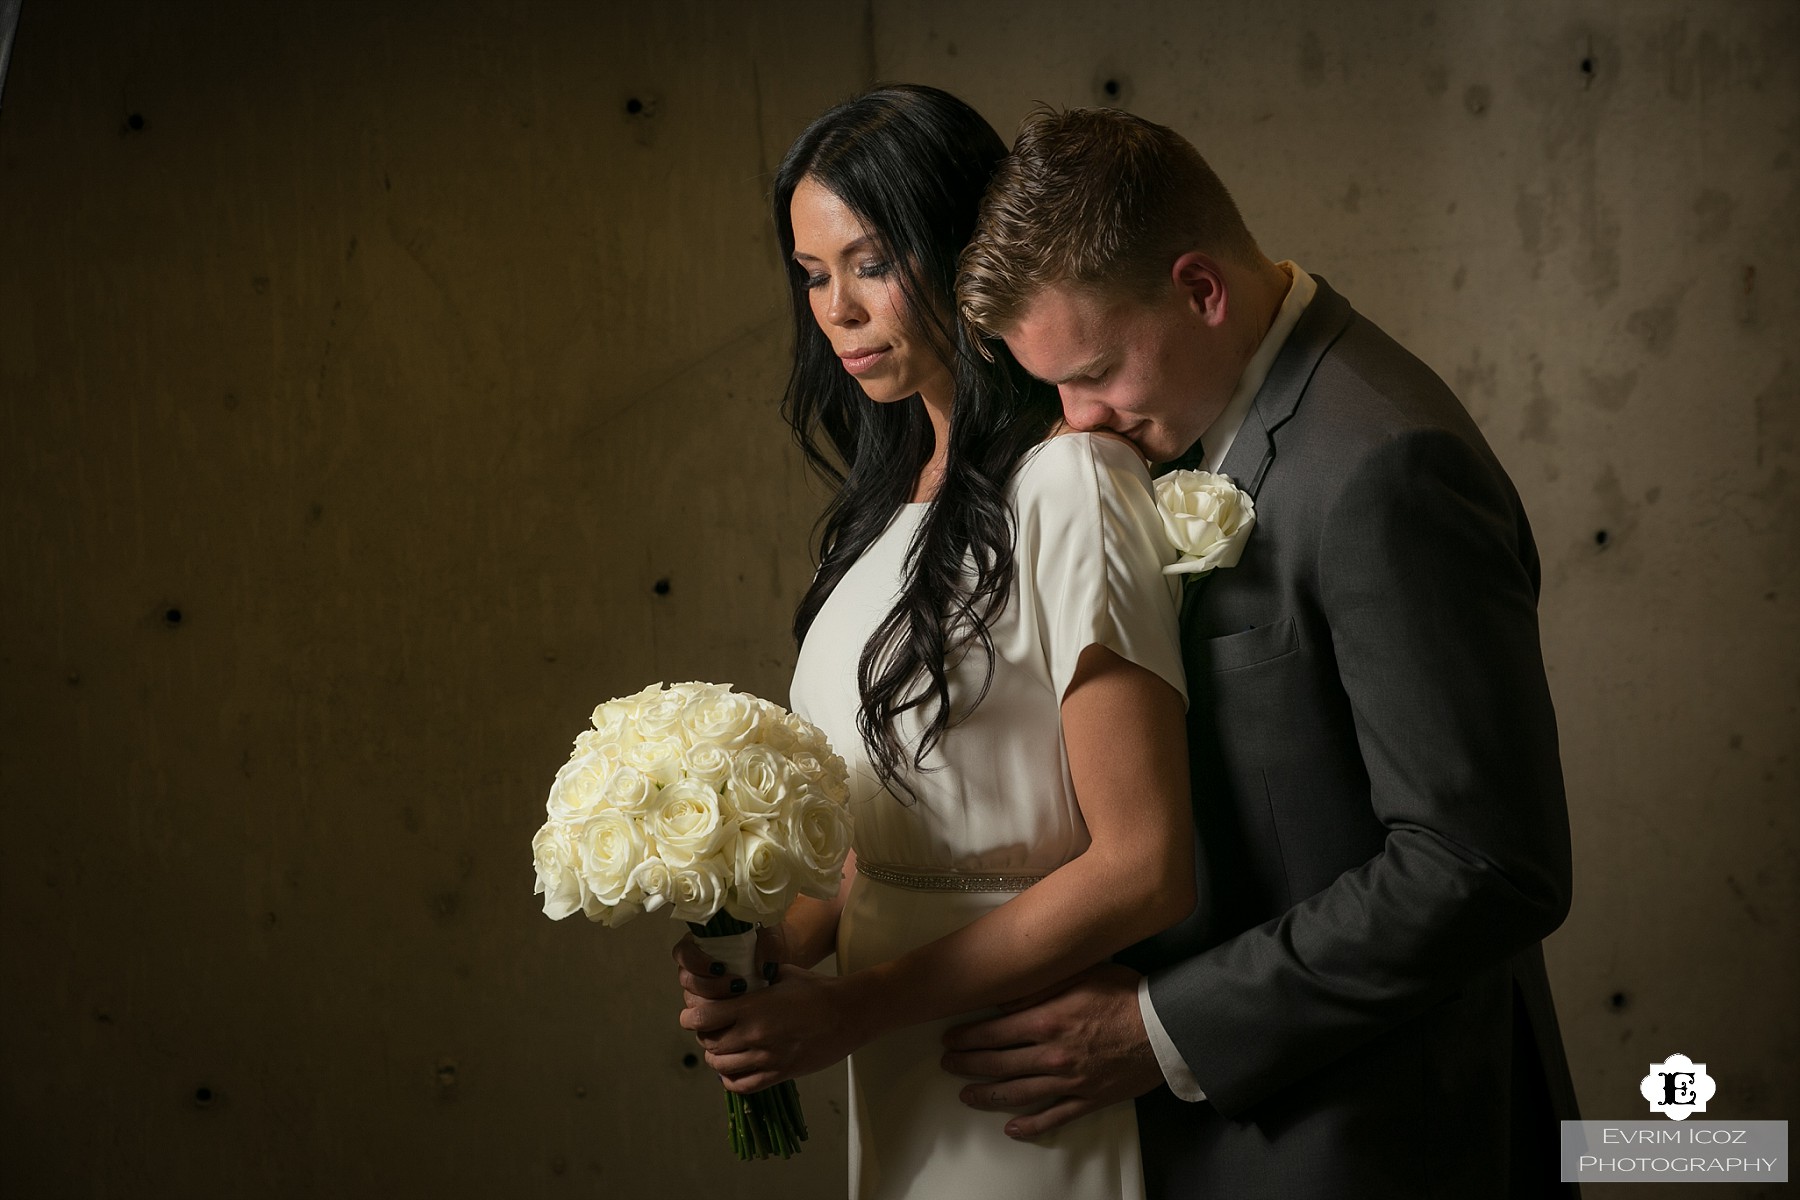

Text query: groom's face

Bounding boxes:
[1002,281,1233,463]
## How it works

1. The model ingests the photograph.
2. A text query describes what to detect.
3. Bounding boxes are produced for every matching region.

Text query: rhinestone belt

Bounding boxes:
[856,862,1048,893]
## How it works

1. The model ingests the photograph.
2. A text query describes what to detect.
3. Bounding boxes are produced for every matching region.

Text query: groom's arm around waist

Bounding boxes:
[1148,423,1572,1117]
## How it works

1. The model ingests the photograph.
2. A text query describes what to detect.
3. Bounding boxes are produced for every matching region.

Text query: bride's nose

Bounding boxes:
[825,278,867,327]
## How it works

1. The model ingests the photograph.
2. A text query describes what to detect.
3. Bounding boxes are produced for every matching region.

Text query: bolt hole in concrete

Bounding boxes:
[682,1053,699,1068]
[163,607,184,627]
[1607,991,1629,1012]
[653,578,671,596]
[1103,79,1121,98]
[127,112,145,131]
[1594,529,1609,547]
[192,1086,214,1108]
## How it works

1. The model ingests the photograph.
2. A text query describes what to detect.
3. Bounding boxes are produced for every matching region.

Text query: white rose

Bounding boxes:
[604,683,666,721]
[787,750,824,783]
[667,853,732,924]
[781,790,852,899]
[681,687,763,751]
[647,778,734,866]
[570,733,628,779]
[623,737,686,788]
[573,809,647,911]
[635,687,694,745]
[682,740,733,790]
[546,754,611,823]
[531,821,587,920]
[758,713,798,755]
[725,818,797,923]
[590,896,644,927]
[783,712,831,757]
[627,857,673,914]
[726,743,796,819]
[1154,469,1256,575]
[599,764,655,815]
[819,753,851,804]
[587,700,644,749]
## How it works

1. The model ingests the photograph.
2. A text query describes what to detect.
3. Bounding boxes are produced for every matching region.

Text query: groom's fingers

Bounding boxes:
[956,1073,1062,1114]
[941,1007,1041,1053]
[940,1045,1041,1082]
[1004,1096,1091,1141]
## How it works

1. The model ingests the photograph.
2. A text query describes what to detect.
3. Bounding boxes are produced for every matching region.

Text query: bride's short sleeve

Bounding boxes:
[1013,433,1188,706]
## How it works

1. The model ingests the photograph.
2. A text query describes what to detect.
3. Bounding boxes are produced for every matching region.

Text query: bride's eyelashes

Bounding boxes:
[801,260,893,290]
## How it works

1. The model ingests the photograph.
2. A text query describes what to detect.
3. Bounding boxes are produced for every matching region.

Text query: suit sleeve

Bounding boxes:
[1145,426,1572,1116]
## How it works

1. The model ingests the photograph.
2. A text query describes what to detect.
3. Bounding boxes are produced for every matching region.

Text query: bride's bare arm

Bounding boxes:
[772,850,858,968]
[682,644,1192,1090]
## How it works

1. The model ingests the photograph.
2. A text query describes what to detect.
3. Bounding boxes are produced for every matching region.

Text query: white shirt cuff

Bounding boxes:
[1137,974,1206,1102]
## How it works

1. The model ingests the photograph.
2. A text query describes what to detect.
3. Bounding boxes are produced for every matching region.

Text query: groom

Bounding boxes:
[948,108,1581,1197]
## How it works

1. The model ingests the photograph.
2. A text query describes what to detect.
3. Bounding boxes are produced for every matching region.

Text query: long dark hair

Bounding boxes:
[774,84,1060,797]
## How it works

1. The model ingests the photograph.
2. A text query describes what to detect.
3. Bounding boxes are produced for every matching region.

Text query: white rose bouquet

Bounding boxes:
[1155,468,1257,577]
[531,681,851,1160]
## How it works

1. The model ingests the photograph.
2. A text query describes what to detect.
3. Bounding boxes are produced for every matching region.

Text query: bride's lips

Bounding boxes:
[839,346,889,375]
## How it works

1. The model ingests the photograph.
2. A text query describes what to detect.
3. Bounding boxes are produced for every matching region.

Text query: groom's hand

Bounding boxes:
[941,963,1164,1140]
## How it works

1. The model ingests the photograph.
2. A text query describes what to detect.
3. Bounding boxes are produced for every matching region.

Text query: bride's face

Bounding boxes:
[789,176,954,408]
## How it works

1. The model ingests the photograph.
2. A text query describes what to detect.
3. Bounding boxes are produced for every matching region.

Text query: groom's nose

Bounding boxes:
[1060,393,1116,433]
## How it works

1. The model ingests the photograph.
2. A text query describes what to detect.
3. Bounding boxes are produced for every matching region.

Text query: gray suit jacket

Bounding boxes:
[1124,278,1581,1198]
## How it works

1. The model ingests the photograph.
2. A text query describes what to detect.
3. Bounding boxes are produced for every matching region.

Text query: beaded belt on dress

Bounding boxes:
[857,862,1047,893]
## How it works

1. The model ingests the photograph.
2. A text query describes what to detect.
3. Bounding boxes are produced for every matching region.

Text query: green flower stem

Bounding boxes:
[688,917,810,1161]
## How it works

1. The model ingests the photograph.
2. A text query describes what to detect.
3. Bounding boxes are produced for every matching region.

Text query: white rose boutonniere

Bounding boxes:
[1155,469,1256,577]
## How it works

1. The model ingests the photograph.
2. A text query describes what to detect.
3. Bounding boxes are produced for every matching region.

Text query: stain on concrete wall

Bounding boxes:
[2,1,1795,1196]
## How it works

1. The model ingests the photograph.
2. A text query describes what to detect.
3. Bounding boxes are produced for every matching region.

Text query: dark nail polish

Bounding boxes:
[708,961,725,976]
[729,978,746,994]
[762,961,778,981]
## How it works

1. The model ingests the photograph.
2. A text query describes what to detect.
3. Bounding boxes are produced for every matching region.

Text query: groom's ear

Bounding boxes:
[1171,252,1229,327]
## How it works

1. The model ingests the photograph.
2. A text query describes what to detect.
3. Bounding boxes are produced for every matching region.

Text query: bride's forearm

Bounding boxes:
[841,648,1192,1043]
[841,842,1187,1040]
[777,850,858,969]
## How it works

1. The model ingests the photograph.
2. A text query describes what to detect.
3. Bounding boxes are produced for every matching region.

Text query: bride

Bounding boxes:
[671,84,1193,1199]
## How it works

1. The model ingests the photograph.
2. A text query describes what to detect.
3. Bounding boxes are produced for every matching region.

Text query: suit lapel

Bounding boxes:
[1216,275,1356,500]
[1182,278,1356,628]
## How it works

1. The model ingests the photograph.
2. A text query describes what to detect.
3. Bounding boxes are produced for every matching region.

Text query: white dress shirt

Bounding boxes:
[1134,260,1317,1102]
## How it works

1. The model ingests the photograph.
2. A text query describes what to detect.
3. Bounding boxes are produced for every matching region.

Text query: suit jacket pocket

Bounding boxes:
[1192,615,1298,673]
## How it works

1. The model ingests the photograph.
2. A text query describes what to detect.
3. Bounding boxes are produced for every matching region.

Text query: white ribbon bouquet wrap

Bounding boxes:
[1154,468,1257,578]
[531,681,852,1160]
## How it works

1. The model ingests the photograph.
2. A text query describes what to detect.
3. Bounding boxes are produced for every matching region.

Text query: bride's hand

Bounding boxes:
[669,926,791,1003]
[679,964,869,1093]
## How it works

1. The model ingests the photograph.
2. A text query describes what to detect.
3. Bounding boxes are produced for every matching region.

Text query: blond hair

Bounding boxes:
[958,107,1259,336]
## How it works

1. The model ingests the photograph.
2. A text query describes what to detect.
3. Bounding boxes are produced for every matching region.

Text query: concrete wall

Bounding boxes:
[1,2,1792,1197]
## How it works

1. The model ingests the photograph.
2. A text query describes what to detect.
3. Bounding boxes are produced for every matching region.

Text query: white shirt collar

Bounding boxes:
[1199,261,1316,473]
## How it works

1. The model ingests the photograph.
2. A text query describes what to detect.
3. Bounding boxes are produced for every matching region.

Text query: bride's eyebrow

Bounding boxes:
[792,235,878,264]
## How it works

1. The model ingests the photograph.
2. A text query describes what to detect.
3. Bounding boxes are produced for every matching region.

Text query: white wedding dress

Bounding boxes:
[789,433,1186,1200]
